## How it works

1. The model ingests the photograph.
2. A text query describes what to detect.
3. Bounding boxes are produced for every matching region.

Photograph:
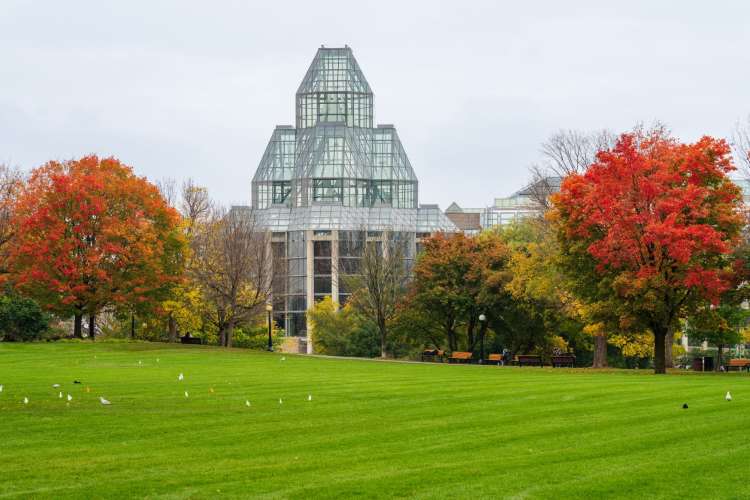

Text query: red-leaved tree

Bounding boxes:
[552,129,744,373]
[9,156,184,338]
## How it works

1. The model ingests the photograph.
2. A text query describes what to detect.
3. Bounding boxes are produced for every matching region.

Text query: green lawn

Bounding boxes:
[0,342,748,499]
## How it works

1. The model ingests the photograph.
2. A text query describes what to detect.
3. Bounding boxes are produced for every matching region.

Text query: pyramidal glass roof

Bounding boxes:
[249,47,457,233]
[297,46,372,95]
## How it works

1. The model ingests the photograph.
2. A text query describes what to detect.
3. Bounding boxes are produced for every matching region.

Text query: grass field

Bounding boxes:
[1,342,749,499]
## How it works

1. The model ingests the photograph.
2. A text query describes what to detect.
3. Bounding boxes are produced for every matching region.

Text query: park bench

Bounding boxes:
[727,359,750,372]
[551,354,576,368]
[180,334,202,345]
[516,355,543,367]
[448,351,473,364]
[487,353,504,365]
[421,349,445,362]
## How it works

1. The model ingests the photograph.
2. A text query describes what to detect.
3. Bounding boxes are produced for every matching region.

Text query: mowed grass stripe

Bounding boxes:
[0,342,748,499]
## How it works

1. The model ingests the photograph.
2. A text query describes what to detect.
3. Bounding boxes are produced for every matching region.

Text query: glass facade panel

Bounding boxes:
[313,277,332,295]
[314,258,332,274]
[313,241,331,257]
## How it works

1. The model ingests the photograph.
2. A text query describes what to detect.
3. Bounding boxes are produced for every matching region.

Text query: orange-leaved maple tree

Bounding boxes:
[9,156,184,338]
[551,129,744,373]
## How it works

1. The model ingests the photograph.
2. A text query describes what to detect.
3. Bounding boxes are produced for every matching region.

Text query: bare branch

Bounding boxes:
[340,229,411,357]
[189,204,274,347]
[155,178,178,208]
[733,115,750,175]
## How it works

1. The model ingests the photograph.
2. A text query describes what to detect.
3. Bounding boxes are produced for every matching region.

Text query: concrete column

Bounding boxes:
[331,230,339,308]
[305,230,314,354]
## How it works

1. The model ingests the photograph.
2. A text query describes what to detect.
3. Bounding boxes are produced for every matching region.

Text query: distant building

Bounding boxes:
[247,46,457,352]
[449,176,562,230]
[444,202,482,233]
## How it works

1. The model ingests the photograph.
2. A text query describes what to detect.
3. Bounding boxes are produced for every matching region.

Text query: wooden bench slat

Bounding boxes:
[448,351,473,363]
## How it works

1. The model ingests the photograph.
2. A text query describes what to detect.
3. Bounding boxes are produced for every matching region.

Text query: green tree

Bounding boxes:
[408,231,513,356]
[0,292,50,341]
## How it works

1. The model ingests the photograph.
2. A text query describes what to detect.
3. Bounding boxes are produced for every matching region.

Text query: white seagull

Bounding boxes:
[99,397,111,405]
[0,384,3,392]
[279,398,283,405]
[52,383,60,388]
[23,397,28,404]
[245,400,251,407]
[58,392,63,399]
[184,391,189,398]
[726,391,732,401]
[178,373,184,381]
[308,394,312,401]
[67,394,73,402]
[281,357,286,361]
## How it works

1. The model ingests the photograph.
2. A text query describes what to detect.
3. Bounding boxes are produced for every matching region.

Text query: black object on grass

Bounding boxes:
[73,380,82,384]
[682,403,688,409]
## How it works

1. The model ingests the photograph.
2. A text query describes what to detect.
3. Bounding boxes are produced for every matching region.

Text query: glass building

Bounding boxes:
[249,46,457,352]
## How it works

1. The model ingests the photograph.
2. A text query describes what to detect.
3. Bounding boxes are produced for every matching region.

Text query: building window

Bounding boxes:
[272,181,291,204]
[313,179,343,203]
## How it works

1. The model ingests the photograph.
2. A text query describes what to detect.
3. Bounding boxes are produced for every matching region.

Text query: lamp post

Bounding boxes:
[478,314,487,364]
[265,304,274,352]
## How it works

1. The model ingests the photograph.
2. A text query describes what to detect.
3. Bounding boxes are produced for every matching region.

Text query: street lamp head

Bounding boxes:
[478,314,486,322]
[265,304,273,313]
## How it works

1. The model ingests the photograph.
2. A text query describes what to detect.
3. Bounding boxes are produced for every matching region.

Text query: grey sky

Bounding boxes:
[2,1,749,209]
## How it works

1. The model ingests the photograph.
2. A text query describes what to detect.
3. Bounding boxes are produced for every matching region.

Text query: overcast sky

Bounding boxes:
[2,1,749,209]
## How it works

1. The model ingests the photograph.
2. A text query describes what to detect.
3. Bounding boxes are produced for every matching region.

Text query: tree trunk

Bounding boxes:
[225,321,234,348]
[466,317,476,351]
[88,313,96,340]
[73,313,83,338]
[218,327,226,347]
[379,319,387,359]
[653,325,667,374]
[592,334,608,368]
[447,331,457,352]
[716,343,724,372]
[665,325,674,369]
[168,314,177,343]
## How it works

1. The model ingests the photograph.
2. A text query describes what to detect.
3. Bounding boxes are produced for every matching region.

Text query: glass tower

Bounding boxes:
[250,46,457,353]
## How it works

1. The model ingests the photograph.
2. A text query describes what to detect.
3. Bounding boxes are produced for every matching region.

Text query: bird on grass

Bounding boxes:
[245,400,251,407]
[184,391,189,398]
[308,394,312,401]
[178,373,184,381]
[73,380,82,385]
[99,397,111,405]
[279,398,283,405]
[209,388,214,394]
[52,383,60,388]
[67,394,72,402]
[0,384,3,393]
[726,391,732,401]
[682,403,688,409]
[138,360,142,366]
[281,357,286,361]
[58,392,63,399]
[23,397,28,404]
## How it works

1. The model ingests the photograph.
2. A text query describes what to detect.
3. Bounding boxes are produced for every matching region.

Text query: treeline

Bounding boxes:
[0,156,280,348]
[312,125,750,374]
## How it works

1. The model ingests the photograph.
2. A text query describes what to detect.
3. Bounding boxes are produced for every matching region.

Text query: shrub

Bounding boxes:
[309,296,379,357]
[232,324,284,350]
[0,293,50,341]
